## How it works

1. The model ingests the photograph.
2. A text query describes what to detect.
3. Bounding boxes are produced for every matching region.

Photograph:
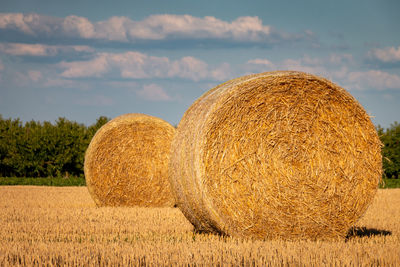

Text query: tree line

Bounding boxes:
[0,115,399,179]
[377,122,400,179]
[0,115,109,177]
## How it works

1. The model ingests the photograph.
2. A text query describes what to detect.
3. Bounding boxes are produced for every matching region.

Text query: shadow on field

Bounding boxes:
[346,227,392,240]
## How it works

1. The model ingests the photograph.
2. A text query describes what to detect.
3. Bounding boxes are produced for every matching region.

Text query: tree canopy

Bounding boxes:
[0,115,399,179]
[378,122,400,179]
[0,115,109,177]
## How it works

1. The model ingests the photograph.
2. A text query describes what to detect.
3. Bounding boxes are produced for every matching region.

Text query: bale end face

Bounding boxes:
[85,113,176,207]
[169,71,382,240]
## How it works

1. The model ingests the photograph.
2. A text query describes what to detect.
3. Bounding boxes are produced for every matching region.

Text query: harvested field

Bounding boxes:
[0,186,399,266]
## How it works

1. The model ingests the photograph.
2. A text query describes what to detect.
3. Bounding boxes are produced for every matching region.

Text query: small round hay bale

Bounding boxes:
[85,113,176,207]
[169,71,382,240]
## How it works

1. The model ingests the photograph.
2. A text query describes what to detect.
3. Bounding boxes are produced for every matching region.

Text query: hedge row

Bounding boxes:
[0,115,109,177]
[377,122,400,179]
[0,115,399,179]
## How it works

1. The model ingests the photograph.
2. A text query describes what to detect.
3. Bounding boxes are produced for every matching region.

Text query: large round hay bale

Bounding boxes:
[169,71,382,240]
[85,113,176,207]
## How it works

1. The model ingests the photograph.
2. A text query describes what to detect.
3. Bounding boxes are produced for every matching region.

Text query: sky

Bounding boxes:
[0,0,399,128]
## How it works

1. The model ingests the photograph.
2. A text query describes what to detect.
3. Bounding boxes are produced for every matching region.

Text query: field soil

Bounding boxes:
[0,186,399,266]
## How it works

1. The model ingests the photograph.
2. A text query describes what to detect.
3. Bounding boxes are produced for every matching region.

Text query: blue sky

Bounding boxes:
[0,0,399,127]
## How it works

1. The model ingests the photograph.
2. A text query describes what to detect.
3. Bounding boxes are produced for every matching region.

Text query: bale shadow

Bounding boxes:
[346,227,392,240]
[193,226,392,241]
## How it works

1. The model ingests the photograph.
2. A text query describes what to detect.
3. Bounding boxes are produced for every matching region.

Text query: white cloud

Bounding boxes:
[58,52,400,91]
[60,53,109,78]
[244,58,275,75]
[95,16,130,41]
[279,58,327,74]
[245,54,355,77]
[59,51,220,81]
[329,53,354,65]
[0,13,306,46]
[247,59,274,66]
[244,55,329,76]
[331,66,349,80]
[62,15,95,39]
[10,71,45,87]
[347,70,400,90]
[0,13,62,36]
[368,46,400,63]
[211,63,233,81]
[72,45,94,53]
[300,55,324,66]
[136,84,171,101]
[0,42,94,57]
[131,15,273,42]
[168,56,209,81]
[240,54,400,91]
[0,43,51,56]
[0,13,34,35]
[110,52,170,79]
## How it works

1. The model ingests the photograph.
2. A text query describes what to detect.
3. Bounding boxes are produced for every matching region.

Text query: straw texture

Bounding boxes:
[169,71,382,240]
[85,113,175,207]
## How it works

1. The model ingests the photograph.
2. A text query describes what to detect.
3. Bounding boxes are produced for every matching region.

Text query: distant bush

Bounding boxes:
[0,115,109,178]
[1,114,399,181]
[377,122,400,179]
[379,178,400,189]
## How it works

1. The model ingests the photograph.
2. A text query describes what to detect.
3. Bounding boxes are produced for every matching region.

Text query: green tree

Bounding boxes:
[0,116,25,176]
[0,115,109,178]
[378,122,400,179]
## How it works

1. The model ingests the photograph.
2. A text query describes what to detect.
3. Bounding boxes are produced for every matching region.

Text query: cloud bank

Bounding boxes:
[59,51,224,81]
[137,84,172,101]
[0,42,94,57]
[245,54,400,91]
[368,46,400,63]
[0,13,309,47]
[367,46,400,67]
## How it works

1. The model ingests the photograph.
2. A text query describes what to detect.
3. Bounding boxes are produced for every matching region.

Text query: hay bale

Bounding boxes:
[169,71,382,240]
[85,113,176,207]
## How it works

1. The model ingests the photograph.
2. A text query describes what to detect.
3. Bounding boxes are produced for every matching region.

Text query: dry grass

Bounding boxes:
[85,113,175,207]
[169,71,382,240]
[0,186,399,266]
